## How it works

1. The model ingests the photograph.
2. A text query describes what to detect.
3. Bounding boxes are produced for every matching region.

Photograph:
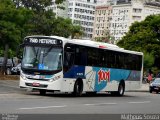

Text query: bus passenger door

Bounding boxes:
[62,43,75,92]
[63,43,75,73]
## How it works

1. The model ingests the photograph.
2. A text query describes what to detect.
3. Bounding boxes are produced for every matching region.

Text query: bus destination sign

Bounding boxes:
[24,37,62,45]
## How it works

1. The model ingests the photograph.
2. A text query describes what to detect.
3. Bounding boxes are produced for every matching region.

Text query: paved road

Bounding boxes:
[0,80,159,115]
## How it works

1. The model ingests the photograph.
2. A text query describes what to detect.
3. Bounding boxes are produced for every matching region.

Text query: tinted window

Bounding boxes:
[63,43,75,72]
[63,44,142,71]
[75,45,87,66]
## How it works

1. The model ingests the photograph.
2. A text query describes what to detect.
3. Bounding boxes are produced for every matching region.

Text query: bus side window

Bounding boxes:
[75,46,87,66]
[63,44,75,72]
[87,47,99,67]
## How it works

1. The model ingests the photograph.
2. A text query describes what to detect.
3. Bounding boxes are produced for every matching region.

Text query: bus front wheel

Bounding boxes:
[73,80,83,97]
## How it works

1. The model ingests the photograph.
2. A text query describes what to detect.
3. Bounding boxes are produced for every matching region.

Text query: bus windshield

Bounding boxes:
[21,46,62,71]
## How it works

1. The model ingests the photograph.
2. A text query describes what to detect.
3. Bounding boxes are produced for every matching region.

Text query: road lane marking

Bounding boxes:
[19,105,66,110]
[128,101,151,104]
[84,103,117,106]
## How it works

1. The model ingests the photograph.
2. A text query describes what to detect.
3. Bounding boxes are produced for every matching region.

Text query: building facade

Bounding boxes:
[68,0,96,39]
[50,0,107,39]
[110,0,160,43]
[93,5,112,42]
[50,0,160,41]
[48,0,68,18]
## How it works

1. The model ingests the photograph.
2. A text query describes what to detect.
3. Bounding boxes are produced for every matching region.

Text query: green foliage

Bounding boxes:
[55,0,66,10]
[117,14,160,69]
[0,0,82,58]
[151,67,160,77]
[95,37,102,42]
[0,0,33,57]
[71,25,83,39]
[0,0,20,55]
[52,17,72,37]
[55,0,66,4]
[0,49,3,56]
[51,17,83,38]
[143,52,154,70]
[13,0,82,38]
[0,0,81,74]
[95,30,115,43]
[15,0,53,12]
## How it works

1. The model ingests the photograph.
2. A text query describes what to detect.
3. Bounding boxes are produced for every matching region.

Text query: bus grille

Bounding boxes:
[27,78,50,81]
[25,83,48,88]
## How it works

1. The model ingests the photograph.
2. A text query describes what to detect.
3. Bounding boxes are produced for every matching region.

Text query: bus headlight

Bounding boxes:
[50,79,55,82]
[20,73,26,80]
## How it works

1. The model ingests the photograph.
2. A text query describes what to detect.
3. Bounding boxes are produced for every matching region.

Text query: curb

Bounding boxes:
[0,79,19,81]
[128,84,149,92]
[129,90,149,92]
[0,75,19,80]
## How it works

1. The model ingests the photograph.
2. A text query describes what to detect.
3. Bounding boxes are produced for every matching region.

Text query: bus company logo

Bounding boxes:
[98,69,110,83]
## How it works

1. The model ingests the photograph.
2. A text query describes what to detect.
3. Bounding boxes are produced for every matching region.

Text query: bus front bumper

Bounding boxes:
[19,76,61,91]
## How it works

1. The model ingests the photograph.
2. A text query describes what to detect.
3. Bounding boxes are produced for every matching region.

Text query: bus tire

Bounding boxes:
[149,89,152,93]
[73,79,83,97]
[117,81,125,96]
[39,89,46,95]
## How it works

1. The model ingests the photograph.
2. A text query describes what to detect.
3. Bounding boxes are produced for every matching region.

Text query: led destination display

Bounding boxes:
[24,37,62,45]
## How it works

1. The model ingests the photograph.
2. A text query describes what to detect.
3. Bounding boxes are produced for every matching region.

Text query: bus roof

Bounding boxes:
[67,38,143,56]
[25,35,143,56]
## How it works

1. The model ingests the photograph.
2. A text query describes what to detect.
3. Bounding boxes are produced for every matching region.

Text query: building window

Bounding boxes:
[133,8,142,13]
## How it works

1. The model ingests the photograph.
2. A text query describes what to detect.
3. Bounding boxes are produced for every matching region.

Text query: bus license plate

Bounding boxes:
[32,82,40,87]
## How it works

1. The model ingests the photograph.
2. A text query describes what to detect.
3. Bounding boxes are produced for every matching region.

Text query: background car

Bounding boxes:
[0,57,18,75]
[149,78,160,93]
[11,63,21,75]
[156,73,160,78]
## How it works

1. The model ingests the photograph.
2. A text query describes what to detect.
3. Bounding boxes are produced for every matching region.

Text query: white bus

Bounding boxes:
[19,35,143,96]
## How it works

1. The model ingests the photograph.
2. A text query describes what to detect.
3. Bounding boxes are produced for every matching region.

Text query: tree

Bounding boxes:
[95,30,115,43]
[117,15,160,69]
[71,25,83,39]
[0,0,82,75]
[13,0,52,11]
[13,0,82,38]
[0,0,20,74]
[0,0,32,74]
[51,17,83,38]
[55,0,66,4]
[143,52,154,71]
[52,17,72,37]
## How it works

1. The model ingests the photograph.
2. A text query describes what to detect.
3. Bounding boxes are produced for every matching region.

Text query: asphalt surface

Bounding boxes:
[0,80,159,120]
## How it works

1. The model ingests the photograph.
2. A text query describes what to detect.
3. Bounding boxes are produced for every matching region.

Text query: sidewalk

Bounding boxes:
[0,75,19,80]
[132,83,149,92]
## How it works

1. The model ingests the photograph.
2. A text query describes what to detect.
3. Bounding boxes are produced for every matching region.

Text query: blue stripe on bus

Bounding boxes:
[64,66,85,79]
[64,66,141,92]
[92,67,130,91]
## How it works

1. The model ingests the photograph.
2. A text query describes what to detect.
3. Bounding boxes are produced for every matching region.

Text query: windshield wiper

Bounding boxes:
[43,45,53,57]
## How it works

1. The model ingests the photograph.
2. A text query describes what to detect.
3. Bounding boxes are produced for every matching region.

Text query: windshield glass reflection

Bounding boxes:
[22,46,62,71]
